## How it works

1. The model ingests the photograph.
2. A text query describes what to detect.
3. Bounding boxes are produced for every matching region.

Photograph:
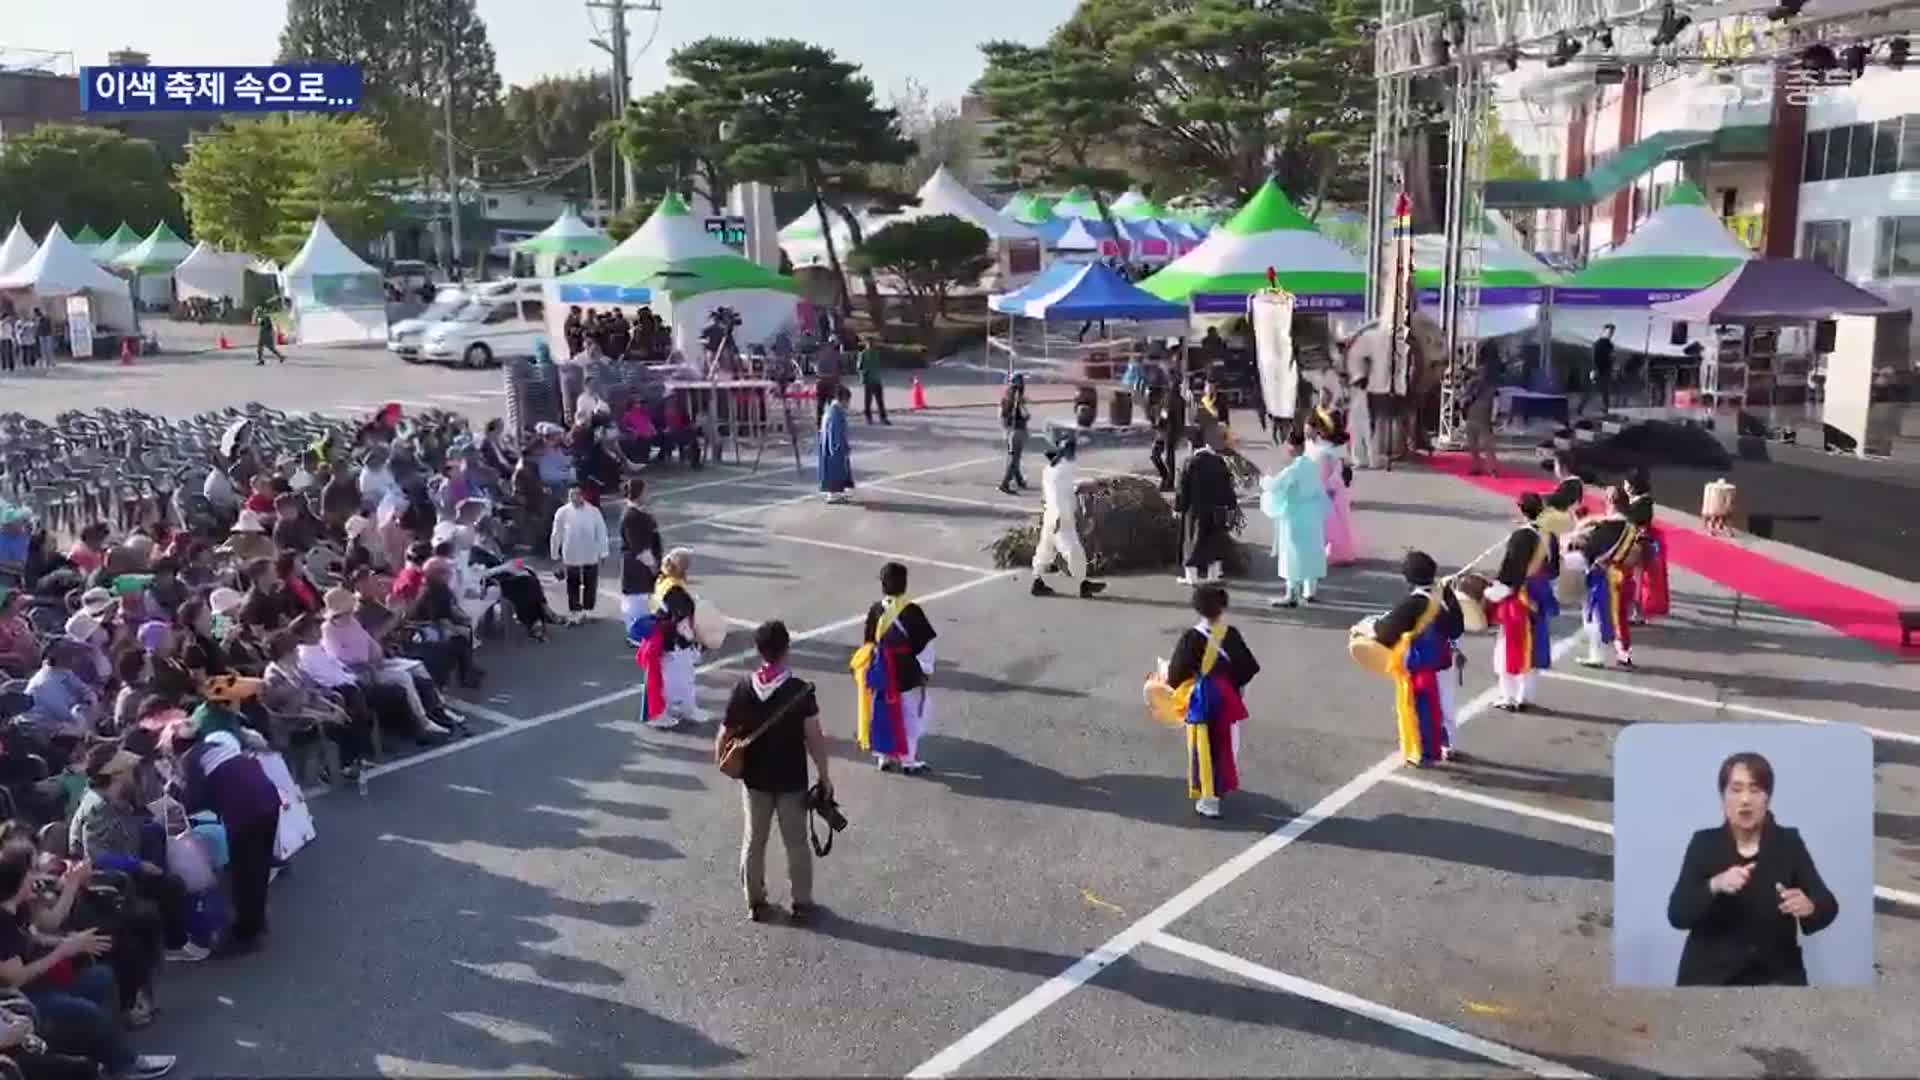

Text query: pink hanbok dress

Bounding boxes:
[1310,437,1358,565]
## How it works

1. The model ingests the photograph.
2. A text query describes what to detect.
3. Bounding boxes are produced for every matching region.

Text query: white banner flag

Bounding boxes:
[1251,290,1298,419]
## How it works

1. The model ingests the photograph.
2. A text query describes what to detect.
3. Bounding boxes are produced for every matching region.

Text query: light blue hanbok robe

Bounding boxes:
[818,400,854,493]
[1260,453,1330,586]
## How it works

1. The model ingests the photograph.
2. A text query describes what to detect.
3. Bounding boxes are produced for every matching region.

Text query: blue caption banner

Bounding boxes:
[80,65,362,113]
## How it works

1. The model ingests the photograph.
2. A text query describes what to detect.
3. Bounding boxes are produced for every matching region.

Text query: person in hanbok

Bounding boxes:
[632,548,706,728]
[1625,467,1669,623]
[1484,492,1560,712]
[1371,551,1466,766]
[1305,412,1357,566]
[1163,584,1260,818]
[1030,432,1107,599]
[1260,431,1330,607]
[1175,429,1238,585]
[1567,490,1649,670]
[851,562,937,774]
[818,384,855,504]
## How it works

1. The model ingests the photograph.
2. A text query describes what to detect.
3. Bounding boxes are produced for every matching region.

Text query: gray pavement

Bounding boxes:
[76,397,1920,1077]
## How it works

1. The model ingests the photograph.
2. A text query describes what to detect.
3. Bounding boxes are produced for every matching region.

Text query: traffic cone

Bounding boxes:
[910,376,928,411]
[118,337,135,366]
[216,334,230,350]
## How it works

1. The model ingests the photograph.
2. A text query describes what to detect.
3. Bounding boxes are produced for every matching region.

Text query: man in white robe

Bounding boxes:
[1030,432,1107,599]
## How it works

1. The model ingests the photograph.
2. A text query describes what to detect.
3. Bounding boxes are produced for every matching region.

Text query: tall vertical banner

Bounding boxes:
[1389,190,1414,397]
[65,296,94,360]
[1250,289,1299,419]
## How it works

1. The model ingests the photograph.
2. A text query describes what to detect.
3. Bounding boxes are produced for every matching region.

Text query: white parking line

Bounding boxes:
[1541,670,1920,746]
[1383,772,1920,910]
[663,455,998,532]
[907,631,1585,1079]
[695,519,1000,576]
[1144,931,1594,1079]
[863,485,1029,514]
[356,568,1019,783]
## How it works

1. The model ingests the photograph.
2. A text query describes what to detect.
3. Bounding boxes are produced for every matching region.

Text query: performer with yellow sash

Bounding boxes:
[1569,490,1649,670]
[1371,552,1465,766]
[1160,585,1260,818]
[632,548,706,729]
[1484,493,1560,712]
[850,561,937,774]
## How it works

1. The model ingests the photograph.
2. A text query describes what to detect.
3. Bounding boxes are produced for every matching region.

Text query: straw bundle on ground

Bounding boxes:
[986,474,1253,575]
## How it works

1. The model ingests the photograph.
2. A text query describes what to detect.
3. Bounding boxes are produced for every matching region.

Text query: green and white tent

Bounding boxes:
[1563,182,1751,292]
[510,207,613,276]
[1050,186,1103,220]
[1554,181,1754,355]
[560,192,801,356]
[113,221,195,308]
[89,222,141,266]
[68,225,103,258]
[1139,178,1367,306]
[1410,212,1560,338]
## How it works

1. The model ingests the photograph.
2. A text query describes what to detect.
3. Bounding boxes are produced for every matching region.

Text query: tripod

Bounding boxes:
[752,383,806,477]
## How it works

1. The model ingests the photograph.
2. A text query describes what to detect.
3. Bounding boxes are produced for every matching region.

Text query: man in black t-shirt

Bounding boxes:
[718,621,830,924]
[1579,323,1616,416]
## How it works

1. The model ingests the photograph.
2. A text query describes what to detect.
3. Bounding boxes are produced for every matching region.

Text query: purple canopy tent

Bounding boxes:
[1649,258,1900,324]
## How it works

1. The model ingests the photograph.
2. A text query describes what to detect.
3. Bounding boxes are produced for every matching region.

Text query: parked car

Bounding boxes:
[419,282,547,368]
[388,286,469,363]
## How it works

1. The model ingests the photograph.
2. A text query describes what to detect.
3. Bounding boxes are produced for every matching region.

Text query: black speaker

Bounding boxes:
[1669,321,1689,346]
[1813,320,1837,352]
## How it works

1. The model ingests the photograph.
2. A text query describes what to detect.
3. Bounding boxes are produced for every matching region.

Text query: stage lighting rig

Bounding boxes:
[1594,25,1615,50]
[1652,1,1692,46]
[1769,0,1808,21]
[1547,31,1583,66]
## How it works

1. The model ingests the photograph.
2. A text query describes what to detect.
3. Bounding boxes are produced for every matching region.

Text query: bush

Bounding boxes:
[985,473,1254,575]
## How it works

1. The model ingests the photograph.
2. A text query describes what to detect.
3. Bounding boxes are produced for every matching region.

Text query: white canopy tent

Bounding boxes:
[112,222,195,309]
[0,220,38,278]
[279,217,387,345]
[173,242,260,305]
[0,224,136,340]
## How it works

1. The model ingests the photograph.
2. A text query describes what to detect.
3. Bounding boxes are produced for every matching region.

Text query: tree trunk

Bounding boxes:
[832,203,887,335]
[1305,155,1334,221]
[810,192,854,321]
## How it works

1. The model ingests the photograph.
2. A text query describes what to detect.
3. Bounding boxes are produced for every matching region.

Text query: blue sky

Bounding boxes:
[14,0,1076,105]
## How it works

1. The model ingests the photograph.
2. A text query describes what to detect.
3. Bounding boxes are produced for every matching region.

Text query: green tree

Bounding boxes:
[851,215,992,337]
[878,78,978,192]
[1484,110,1540,182]
[972,41,1136,235]
[604,196,658,243]
[0,125,182,239]
[176,116,401,261]
[1050,0,1376,210]
[498,73,611,195]
[627,38,915,325]
[278,0,503,172]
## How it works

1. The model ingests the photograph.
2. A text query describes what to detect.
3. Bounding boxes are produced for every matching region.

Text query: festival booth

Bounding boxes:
[778,207,875,270]
[988,259,1188,400]
[68,226,103,260]
[1552,182,1753,360]
[0,224,136,357]
[1050,186,1104,221]
[1649,259,1904,442]
[111,222,193,310]
[1140,178,1367,381]
[509,208,614,278]
[89,223,141,267]
[882,167,1044,286]
[279,217,388,345]
[1051,217,1118,261]
[173,242,269,308]
[0,220,38,279]
[555,192,802,359]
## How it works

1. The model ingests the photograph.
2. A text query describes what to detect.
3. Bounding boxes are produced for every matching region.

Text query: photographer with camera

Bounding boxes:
[716,621,834,925]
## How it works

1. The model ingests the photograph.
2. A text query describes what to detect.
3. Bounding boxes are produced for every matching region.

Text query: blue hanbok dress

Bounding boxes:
[818,400,854,493]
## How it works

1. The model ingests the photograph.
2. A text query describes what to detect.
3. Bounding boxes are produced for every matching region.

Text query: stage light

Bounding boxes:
[1501,44,1521,71]
[1595,25,1615,50]
[1652,2,1692,46]
[1546,32,1583,67]
[1801,42,1838,72]
[1769,0,1808,21]
[1891,38,1911,70]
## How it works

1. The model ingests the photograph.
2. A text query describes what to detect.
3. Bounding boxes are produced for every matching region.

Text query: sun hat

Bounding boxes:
[83,744,140,781]
[64,611,102,641]
[78,587,116,616]
[232,509,267,534]
[322,586,357,617]
[344,514,373,542]
[136,620,172,652]
[208,587,246,616]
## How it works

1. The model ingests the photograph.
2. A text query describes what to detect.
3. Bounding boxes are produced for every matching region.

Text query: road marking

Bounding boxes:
[589,586,759,628]
[427,391,502,403]
[1541,670,1920,746]
[907,631,1585,1079]
[353,569,1018,784]
[864,485,1030,514]
[1383,772,1920,909]
[1144,931,1594,1079]
[663,455,998,532]
[694,519,999,576]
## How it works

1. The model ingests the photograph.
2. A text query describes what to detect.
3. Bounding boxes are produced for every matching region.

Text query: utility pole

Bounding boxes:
[442,0,462,275]
[587,0,659,209]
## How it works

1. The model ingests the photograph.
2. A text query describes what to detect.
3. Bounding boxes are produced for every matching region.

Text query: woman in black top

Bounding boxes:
[619,477,663,613]
[1667,751,1838,986]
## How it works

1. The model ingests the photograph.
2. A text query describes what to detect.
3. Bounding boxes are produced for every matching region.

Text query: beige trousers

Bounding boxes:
[741,786,813,907]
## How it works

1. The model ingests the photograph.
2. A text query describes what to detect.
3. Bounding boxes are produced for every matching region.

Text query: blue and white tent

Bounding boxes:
[989,260,1185,322]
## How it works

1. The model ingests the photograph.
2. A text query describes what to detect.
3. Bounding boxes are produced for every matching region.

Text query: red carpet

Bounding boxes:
[1423,452,1911,654]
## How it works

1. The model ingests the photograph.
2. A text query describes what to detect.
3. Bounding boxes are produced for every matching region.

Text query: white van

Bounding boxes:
[418,281,547,368]
[387,285,469,363]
